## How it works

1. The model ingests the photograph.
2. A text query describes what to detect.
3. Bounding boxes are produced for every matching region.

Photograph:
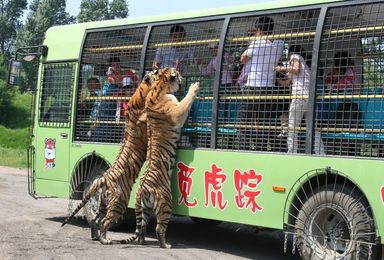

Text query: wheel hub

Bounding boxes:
[309,205,352,258]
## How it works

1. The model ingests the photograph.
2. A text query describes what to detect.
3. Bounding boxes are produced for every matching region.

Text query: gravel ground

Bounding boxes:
[0,166,301,260]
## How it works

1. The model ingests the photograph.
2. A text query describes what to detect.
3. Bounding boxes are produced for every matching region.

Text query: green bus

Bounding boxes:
[9,0,384,259]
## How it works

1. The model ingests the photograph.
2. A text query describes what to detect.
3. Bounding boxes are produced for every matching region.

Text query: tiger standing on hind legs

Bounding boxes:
[121,67,200,248]
[61,70,161,245]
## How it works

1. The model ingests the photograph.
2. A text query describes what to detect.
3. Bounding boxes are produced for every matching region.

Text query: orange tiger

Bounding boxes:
[61,70,160,244]
[122,67,200,248]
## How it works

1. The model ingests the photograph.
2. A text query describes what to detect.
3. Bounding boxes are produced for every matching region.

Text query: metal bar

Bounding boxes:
[305,6,328,154]
[210,17,231,149]
[140,25,152,77]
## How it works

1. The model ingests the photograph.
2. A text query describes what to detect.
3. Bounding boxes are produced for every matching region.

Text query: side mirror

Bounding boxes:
[7,60,22,85]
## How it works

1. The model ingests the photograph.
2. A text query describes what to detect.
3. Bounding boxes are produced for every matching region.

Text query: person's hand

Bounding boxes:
[275,65,284,73]
[107,76,115,84]
[152,63,160,70]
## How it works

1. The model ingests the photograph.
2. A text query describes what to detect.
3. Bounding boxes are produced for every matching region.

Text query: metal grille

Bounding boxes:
[75,27,146,143]
[145,20,225,148]
[318,2,384,157]
[39,63,75,127]
[71,1,384,158]
[218,10,320,152]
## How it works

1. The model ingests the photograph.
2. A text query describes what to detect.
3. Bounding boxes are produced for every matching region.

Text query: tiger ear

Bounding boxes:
[143,70,158,83]
[169,67,177,81]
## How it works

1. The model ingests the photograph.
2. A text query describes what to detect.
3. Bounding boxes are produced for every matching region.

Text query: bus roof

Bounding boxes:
[43,0,344,61]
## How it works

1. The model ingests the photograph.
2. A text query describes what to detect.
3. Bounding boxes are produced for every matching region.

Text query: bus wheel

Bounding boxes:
[294,185,379,260]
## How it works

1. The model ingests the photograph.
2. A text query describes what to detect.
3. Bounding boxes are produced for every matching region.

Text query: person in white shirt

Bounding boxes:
[153,24,193,73]
[238,16,284,150]
[275,45,325,154]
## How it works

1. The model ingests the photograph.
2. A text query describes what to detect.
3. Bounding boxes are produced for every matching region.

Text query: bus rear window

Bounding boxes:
[39,63,75,127]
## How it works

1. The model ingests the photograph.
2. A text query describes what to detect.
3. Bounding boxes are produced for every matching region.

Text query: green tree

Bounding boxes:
[78,0,129,23]
[0,0,28,58]
[0,54,16,126]
[109,0,129,19]
[14,0,75,92]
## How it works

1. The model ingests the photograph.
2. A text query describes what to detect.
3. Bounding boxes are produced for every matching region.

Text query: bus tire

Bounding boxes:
[294,185,379,260]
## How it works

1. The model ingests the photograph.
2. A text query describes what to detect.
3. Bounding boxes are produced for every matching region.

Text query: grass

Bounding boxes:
[0,126,30,149]
[0,91,32,168]
[0,147,28,168]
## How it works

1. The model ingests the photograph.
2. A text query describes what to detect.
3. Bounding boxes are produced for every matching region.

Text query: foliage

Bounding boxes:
[361,36,384,89]
[78,0,129,23]
[0,54,17,125]
[0,0,28,59]
[0,147,27,167]
[14,0,76,92]
[0,53,32,128]
[0,55,30,168]
[0,125,29,149]
[109,0,129,20]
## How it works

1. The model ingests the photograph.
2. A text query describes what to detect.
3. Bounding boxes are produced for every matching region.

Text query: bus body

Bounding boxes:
[23,0,384,258]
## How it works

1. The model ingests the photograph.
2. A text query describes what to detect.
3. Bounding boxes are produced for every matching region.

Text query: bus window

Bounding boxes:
[220,10,320,152]
[145,20,225,149]
[39,63,75,127]
[317,2,384,157]
[75,27,147,143]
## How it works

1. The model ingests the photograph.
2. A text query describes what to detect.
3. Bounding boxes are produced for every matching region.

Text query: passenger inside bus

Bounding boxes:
[82,77,100,115]
[275,45,325,154]
[196,42,237,123]
[238,16,285,150]
[107,56,124,86]
[324,51,360,129]
[324,51,357,93]
[114,75,136,121]
[197,42,236,94]
[87,71,118,142]
[152,24,193,73]
[275,61,291,139]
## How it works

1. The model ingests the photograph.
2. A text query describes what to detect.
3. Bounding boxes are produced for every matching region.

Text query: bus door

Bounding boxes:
[33,62,77,197]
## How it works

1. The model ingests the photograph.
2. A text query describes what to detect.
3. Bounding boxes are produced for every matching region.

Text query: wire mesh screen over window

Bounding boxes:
[71,1,384,159]
[218,10,320,152]
[318,3,384,157]
[75,27,146,143]
[39,63,75,127]
[145,20,225,148]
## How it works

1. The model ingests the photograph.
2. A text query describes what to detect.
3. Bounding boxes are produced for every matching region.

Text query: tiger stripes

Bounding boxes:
[61,70,159,245]
[121,67,200,248]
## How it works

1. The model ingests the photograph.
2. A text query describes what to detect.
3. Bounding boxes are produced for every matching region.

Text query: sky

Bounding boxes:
[65,0,267,18]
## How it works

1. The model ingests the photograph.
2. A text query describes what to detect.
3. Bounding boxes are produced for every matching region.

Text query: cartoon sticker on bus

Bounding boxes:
[44,138,56,169]
[381,186,384,206]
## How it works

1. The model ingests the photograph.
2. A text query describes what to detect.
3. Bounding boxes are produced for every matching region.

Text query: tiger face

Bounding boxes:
[157,67,183,94]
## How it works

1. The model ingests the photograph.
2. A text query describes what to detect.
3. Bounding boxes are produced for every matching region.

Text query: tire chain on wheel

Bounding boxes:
[294,185,378,260]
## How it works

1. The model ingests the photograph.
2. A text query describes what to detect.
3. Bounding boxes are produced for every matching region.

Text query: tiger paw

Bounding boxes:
[99,237,113,245]
[188,82,200,96]
[159,242,172,249]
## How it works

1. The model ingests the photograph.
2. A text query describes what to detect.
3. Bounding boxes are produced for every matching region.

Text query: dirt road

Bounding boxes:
[0,166,300,260]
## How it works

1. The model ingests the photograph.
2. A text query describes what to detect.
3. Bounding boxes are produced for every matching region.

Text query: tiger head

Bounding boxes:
[155,67,183,95]
[128,69,160,111]
[143,69,160,85]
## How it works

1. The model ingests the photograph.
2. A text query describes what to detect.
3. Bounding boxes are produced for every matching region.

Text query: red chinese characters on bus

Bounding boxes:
[176,162,198,207]
[204,164,228,210]
[234,169,263,213]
